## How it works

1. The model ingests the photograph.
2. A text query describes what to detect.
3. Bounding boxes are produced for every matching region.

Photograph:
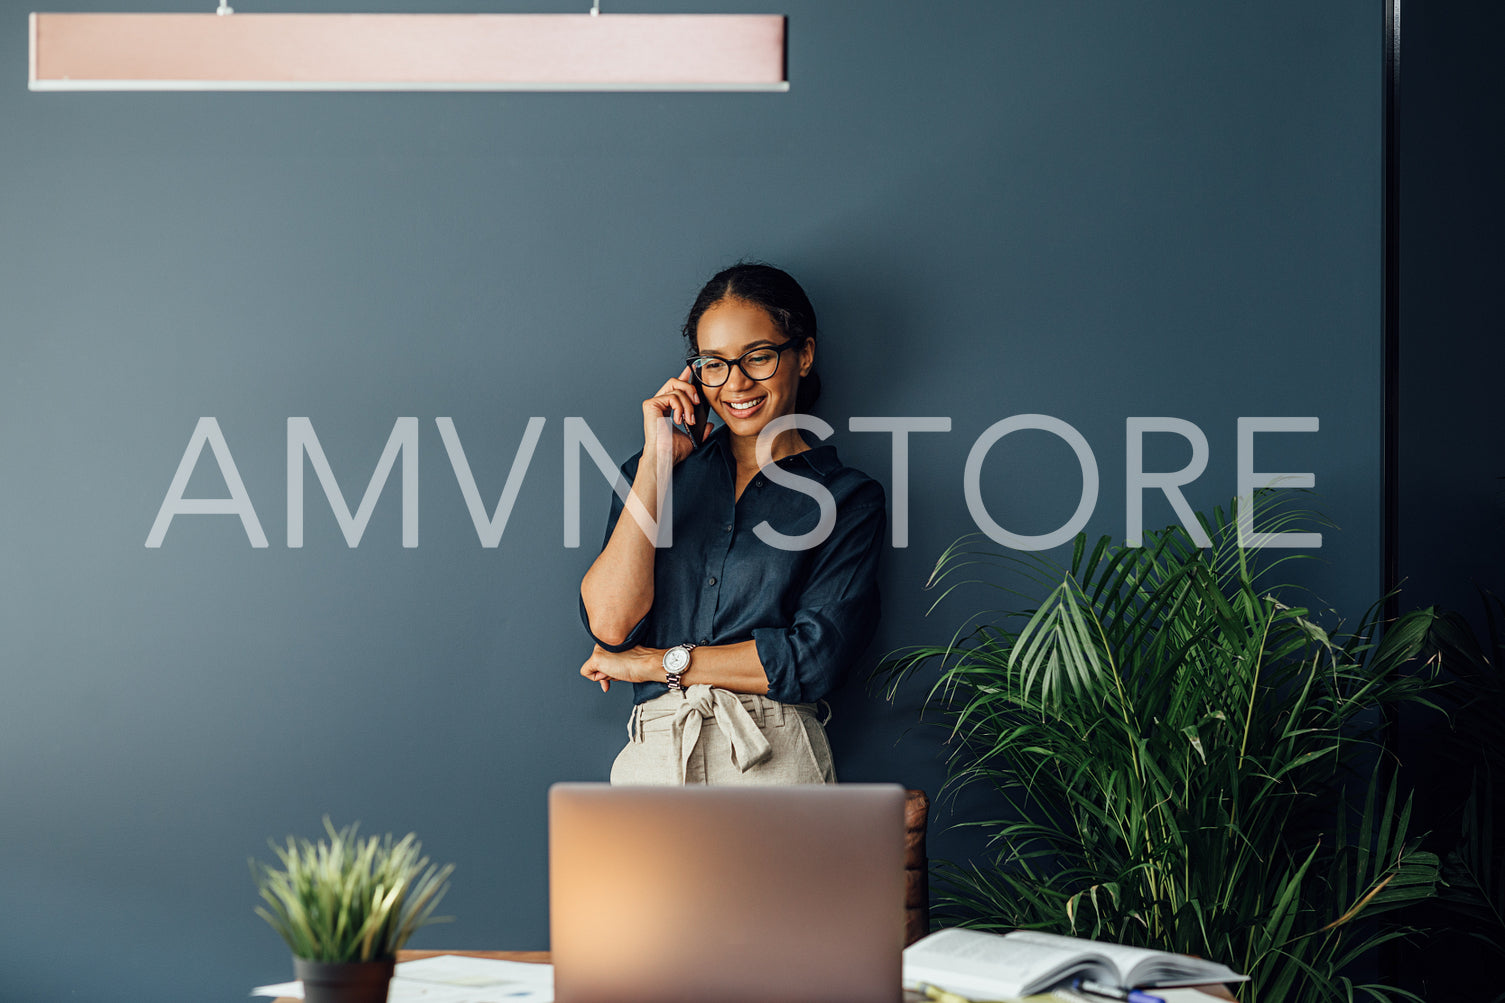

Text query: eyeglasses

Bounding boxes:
[688,338,805,387]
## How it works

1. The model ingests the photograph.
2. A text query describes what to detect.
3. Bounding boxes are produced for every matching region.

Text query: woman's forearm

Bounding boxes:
[580,640,771,695]
[579,464,664,645]
[677,640,770,694]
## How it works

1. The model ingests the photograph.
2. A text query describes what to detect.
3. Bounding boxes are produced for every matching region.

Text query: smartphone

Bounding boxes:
[674,370,711,449]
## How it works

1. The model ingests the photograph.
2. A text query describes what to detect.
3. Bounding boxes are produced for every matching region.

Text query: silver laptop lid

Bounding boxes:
[549,783,906,1003]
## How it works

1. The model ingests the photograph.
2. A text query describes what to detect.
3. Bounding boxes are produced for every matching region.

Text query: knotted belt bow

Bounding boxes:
[668,684,772,784]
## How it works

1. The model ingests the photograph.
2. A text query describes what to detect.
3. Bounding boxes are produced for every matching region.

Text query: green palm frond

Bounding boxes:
[880,496,1445,1003]
[1429,589,1505,994]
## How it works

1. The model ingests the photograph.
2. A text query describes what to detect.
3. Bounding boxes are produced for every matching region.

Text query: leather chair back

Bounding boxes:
[903,789,931,946]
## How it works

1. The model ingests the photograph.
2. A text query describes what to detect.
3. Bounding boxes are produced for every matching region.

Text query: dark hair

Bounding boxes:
[681,261,822,412]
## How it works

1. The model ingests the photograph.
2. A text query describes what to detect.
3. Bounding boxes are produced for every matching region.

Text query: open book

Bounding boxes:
[903,928,1247,1000]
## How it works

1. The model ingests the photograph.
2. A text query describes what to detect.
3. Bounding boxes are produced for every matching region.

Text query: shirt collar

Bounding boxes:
[702,422,841,477]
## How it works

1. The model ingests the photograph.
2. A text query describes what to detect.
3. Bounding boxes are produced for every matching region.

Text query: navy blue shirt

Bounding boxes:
[580,425,887,705]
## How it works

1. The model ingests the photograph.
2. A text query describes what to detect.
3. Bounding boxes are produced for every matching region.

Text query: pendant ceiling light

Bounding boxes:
[27,2,788,92]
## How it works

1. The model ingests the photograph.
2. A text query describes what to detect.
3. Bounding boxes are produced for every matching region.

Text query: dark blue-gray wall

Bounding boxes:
[1,2,1388,1000]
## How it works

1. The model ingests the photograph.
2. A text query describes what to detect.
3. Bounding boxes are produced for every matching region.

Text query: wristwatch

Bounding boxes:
[662,643,696,691]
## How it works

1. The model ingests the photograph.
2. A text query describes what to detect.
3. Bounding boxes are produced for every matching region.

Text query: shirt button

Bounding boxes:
[754,478,764,488]
[699,637,709,645]
[708,577,717,586]
[723,524,733,532]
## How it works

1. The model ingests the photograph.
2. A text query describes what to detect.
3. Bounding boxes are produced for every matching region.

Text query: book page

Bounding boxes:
[903,929,1115,998]
[1005,930,1245,987]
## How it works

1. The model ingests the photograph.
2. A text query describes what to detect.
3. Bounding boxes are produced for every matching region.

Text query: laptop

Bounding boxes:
[548,782,907,1003]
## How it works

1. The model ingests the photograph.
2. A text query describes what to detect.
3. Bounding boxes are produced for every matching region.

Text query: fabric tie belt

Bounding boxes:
[629,684,773,784]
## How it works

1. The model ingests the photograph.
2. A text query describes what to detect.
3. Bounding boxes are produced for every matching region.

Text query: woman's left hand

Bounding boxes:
[580,645,663,693]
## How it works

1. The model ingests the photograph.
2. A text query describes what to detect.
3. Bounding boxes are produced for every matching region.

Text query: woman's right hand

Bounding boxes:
[641,365,711,468]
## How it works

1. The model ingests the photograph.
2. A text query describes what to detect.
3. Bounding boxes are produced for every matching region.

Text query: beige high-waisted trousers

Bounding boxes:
[609,684,836,785]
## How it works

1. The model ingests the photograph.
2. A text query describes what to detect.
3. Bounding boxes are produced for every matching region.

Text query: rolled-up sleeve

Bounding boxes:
[579,454,650,653]
[752,484,886,704]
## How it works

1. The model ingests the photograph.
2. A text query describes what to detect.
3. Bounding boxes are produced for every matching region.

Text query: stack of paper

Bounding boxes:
[252,954,555,1003]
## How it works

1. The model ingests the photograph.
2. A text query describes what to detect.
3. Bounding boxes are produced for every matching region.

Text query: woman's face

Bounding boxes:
[694,296,815,438]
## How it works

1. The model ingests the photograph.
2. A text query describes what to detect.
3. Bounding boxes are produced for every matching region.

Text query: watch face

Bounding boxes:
[664,646,690,673]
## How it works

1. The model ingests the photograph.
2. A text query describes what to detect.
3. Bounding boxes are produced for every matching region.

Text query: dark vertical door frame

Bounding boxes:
[1380,8,1403,986]
[1383,0,1401,618]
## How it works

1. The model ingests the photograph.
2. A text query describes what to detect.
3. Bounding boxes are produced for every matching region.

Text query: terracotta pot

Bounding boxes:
[293,956,396,1003]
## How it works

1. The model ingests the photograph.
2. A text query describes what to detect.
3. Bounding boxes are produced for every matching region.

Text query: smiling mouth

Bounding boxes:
[722,388,764,409]
[725,396,767,414]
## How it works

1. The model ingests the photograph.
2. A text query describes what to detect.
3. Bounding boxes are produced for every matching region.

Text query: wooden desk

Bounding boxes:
[401,948,551,964]
[271,949,1238,1002]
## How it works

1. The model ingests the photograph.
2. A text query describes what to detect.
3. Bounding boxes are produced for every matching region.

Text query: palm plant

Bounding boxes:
[880,501,1445,1003]
[1414,591,1505,999]
[252,817,454,963]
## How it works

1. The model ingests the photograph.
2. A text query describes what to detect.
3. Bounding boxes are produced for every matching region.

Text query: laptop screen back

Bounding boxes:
[548,783,906,1003]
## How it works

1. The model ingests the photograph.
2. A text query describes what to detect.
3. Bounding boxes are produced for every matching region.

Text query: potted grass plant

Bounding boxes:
[880,499,1446,1003]
[251,818,454,1003]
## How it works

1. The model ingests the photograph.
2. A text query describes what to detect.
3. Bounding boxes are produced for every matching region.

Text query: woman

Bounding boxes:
[578,263,887,784]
